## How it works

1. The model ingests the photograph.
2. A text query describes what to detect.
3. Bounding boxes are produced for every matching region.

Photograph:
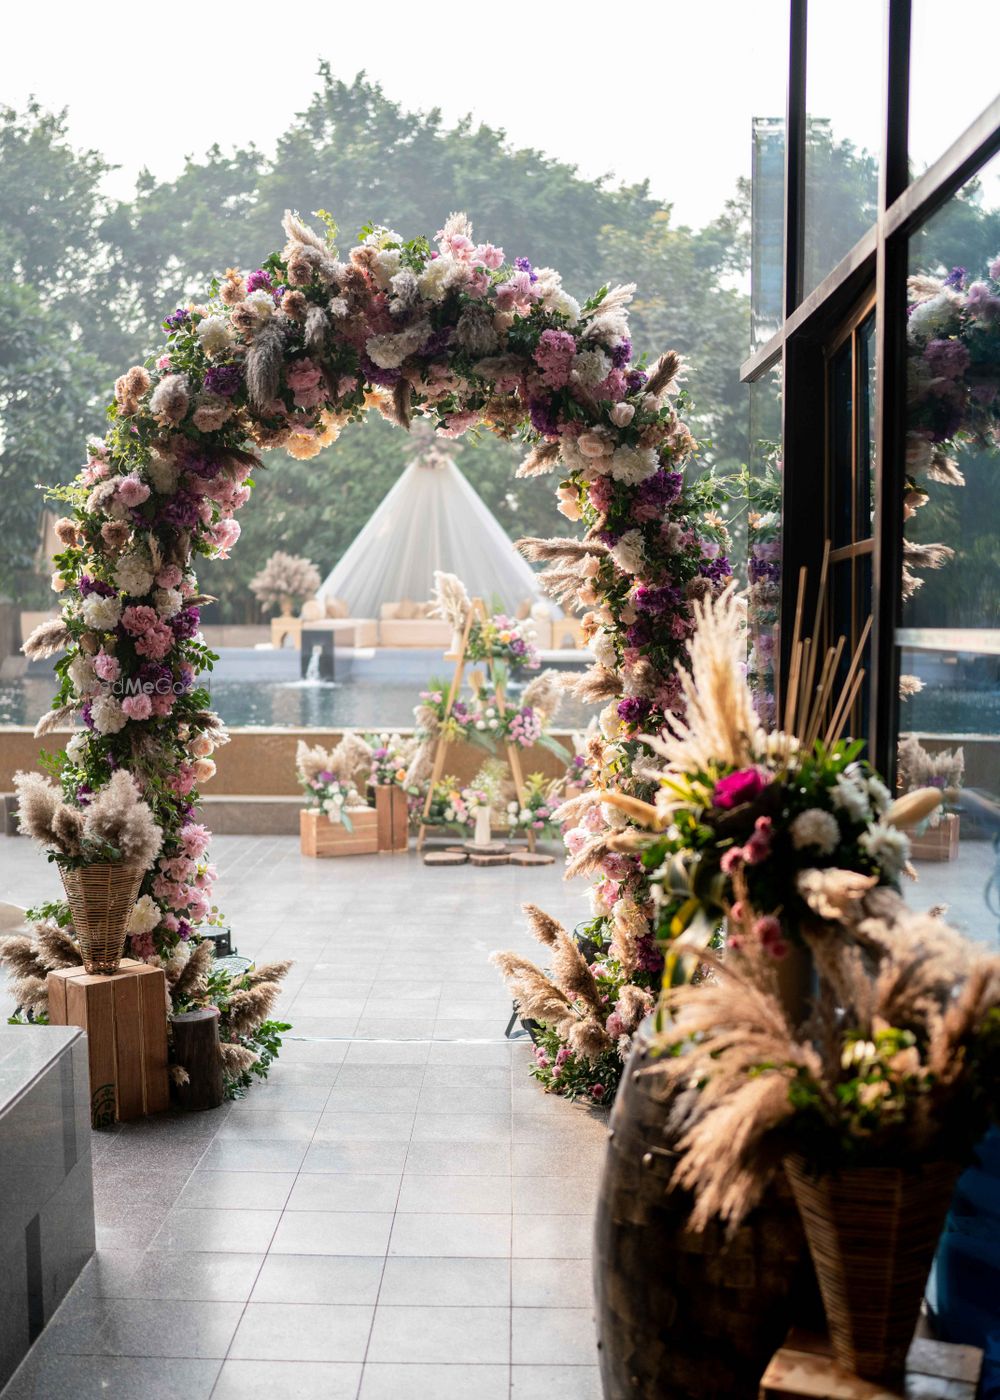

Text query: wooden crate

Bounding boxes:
[759,1329,982,1399]
[375,785,409,853]
[300,806,379,857]
[47,958,170,1126]
[910,812,959,863]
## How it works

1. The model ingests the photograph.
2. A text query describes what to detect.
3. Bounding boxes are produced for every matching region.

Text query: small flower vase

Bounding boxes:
[473,807,492,847]
[59,861,146,974]
[279,594,295,617]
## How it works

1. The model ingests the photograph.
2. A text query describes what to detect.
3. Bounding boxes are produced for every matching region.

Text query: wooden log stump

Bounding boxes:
[170,1007,224,1112]
[424,851,468,866]
[47,959,169,1126]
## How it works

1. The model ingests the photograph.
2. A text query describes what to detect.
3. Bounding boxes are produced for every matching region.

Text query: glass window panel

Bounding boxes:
[829,340,854,548]
[856,310,876,538]
[802,0,882,298]
[746,363,783,730]
[897,148,1000,946]
[909,1,1000,187]
[751,117,786,349]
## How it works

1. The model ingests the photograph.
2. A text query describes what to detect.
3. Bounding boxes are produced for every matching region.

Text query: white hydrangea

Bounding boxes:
[195,315,234,356]
[830,773,872,824]
[128,895,161,936]
[544,287,581,324]
[610,529,646,576]
[790,807,842,855]
[599,701,620,739]
[372,247,403,290]
[607,444,659,484]
[154,587,183,619]
[417,257,463,303]
[114,553,155,598]
[68,654,97,695]
[146,454,179,496]
[245,289,274,321]
[90,694,126,734]
[81,594,122,631]
[365,321,430,369]
[859,822,910,876]
[867,775,892,814]
[906,290,961,344]
[571,348,612,387]
[363,225,404,250]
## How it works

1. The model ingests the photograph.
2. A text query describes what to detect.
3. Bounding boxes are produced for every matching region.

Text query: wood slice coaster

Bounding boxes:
[445,846,468,854]
[462,841,509,855]
[423,851,468,866]
[469,852,510,867]
[510,851,556,866]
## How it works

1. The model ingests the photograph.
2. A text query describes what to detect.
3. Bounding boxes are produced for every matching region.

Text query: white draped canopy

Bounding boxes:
[316,447,550,617]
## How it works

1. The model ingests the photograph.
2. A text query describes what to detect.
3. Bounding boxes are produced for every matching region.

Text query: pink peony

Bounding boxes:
[159,856,196,883]
[285,358,325,408]
[121,604,158,636]
[473,242,504,270]
[180,822,211,857]
[121,693,153,721]
[713,768,769,809]
[167,764,196,797]
[135,621,174,659]
[209,519,241,558]
[156,565,182,589]
[94,652,120,682]
[150,691,175,718]
[117,475,151,508]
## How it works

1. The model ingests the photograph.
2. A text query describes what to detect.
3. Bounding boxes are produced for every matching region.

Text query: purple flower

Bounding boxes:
[170,607,201,640]
[611,339,632,369]
[76,784,92,806]
[632,469,683,522]
[700,554,731,583]
[81,701,95,730]
[514,256,538,284]
[317,769,335,783]
[164,308,190,331]
[944,267,966,290]
[529,399,559,436]
[749,558,781,584]
[245,269,272,294]
[617,696,651,725]
[421,327,454,358]
[203,364,242,398]
[923,338,970,381]
[160,493,201,529]
[78,574,117,598]
[625,369,648,394]
[360,353,402,387]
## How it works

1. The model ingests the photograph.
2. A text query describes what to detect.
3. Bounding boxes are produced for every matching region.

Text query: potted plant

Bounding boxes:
[249,550,321,617]
[651,888,1000,1385]
[14,768,163,974]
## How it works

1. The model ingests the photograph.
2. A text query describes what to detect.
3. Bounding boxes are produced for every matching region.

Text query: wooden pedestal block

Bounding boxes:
[759,1329,982,1399]
[375,785,409,852]
[46,959,170,1126]
[300,806,379,857]
[910,812,959,863]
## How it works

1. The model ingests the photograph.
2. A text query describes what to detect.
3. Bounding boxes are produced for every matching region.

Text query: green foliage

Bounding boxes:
[225,1018,292,1099]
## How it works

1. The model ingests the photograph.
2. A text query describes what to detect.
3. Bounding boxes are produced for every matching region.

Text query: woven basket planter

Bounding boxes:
[784,1155,959,1383]
[59,862,146,975]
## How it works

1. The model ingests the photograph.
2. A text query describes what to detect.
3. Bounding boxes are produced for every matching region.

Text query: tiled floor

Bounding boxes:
[0,835,605,1399]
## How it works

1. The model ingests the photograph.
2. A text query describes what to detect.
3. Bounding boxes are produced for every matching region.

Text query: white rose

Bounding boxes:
[154,587,183,619]
[195,315,234,356]
[66,731,87,761]
[82,594,122,631]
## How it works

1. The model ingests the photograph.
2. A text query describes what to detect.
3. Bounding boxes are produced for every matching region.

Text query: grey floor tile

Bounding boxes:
[378,1256,510,1307]
[344,1041,431,1066]
[358,1362,509,1400]
[277,1039,350,1065]
[395,1174,512,1214]
[512,1214,593,1260]
[270,1209,394,1256]
[175,1170,296,1211]
[323,1085,421,1114]
[228,1302,374,1361]
[98,1298,244,1358]
[215,1110,321,1142]
[212,1360,362,1400]
[512,1175,600,1216]
[333,1064,425,1088]
[410,1114,510,1144]
[1,1355,221,1400]
[229,1083,332,1111]
[404,1141,511,1176]
[301,1141,409,1174]
[197,1141,308,1174]
[286,1173,401,1213]
[366,1305,509,1364]
[150,1208,280,1254]
[116,1251,265,1302]
[426,1042,512,1067]
[510,1364,603,1399]
[74,1250,144,1298]
[388,1213,511,1259]
[512,1258,594,1309]
[313,1111,415,1143]
[511,1307,598,1365]
[511,1143,606,1178]
[421,1066,509,1090]
[251,1254,384,1305]
[415,1085,511,1115]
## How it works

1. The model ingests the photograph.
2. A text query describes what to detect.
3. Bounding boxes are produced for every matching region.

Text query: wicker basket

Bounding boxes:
[59,862,146,974]
[784,1155,959,1383]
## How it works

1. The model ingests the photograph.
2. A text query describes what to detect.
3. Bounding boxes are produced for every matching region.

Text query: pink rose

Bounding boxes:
[189,734,213,758]
[610,402,635,427]
[209,519,241,558]
[121,693,153,721]
[713,767,769,810]
[117,475,151,508]
[285,358,325,408]
[94,652,120,682]
[191,757,216,783]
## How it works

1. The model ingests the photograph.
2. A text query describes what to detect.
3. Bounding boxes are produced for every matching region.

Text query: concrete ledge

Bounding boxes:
[199,795,303,835]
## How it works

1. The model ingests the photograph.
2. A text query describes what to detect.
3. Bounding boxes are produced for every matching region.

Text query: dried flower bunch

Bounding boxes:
[249,550,321,610]
[428,571,471,633]
[295,736,372,827]
[649,889,1000,1235]
[492,903,658,1101]
[15,769,163,870]
[897,734,964,814]
[602,586,941,964]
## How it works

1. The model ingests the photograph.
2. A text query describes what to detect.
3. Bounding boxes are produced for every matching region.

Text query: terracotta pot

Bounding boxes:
[59,861,145,974]
[593,1017,819,1398]
[784,1155,959,1383]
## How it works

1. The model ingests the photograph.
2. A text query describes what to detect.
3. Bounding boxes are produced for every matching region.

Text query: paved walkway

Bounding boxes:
[0,835,605,1399]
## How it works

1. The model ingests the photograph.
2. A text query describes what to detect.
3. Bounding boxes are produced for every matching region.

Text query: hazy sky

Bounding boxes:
[5,1,998,230]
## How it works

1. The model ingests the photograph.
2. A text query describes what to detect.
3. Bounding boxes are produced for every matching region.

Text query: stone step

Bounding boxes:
[197,795,303,835]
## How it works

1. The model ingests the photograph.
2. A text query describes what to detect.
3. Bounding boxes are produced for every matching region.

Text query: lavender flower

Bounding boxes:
[164,308,190,331]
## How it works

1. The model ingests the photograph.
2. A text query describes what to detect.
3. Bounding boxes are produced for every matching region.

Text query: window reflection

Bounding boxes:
[746,364,783,729]
[899,150,1000,945]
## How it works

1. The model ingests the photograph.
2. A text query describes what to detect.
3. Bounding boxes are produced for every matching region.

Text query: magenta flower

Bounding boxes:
[713,768,769,809]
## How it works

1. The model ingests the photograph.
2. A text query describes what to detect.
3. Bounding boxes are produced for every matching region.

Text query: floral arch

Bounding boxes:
[29,210,729,965]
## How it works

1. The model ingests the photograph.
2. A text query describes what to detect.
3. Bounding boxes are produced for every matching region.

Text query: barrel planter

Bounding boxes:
[593,1017,820,1399]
